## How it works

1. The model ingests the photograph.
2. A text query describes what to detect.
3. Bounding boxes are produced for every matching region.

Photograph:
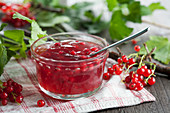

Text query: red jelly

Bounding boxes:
[31,33,109,100]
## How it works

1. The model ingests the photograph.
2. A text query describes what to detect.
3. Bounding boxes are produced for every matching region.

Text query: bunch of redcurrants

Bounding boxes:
[0,79,23,105]
[0,2,35,27]
[103,45,156,91]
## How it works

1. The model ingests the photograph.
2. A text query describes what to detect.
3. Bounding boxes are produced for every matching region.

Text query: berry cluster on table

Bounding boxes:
[103,45,156,91]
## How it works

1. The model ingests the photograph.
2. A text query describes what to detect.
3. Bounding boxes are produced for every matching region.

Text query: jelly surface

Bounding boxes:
[35,40,103,61]
[34,40,107,95]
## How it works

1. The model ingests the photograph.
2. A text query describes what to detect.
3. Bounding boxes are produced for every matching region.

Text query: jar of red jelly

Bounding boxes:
[31,32,109,100]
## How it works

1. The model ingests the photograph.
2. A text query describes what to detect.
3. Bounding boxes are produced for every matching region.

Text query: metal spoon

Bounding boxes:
[90,27,150,57]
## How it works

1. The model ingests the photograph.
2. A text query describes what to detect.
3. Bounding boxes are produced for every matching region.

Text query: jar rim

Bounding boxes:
[30,32,109,63]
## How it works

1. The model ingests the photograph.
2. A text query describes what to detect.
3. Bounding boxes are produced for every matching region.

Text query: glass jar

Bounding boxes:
[31,32,109,100]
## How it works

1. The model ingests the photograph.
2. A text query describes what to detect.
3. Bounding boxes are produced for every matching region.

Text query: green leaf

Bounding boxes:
[140,5,152,16]
[64,2,94,30]
[23,0,31,3]
[86,21,109,34]
[68,2,93,18]
[141,2,165,16]
[36,11,56,22]
[123,1,141,23]
[84,10,95,21]
[49,0,59,7]
[0,44,7,75]
[118,0,134,4]
[12,12,47,45]
[38,15,70,27]
[13,12,33,23]
[106,0,118,11]
[4,30,27,58]
[71,2,92,9]
[109,10,133,40]
[8,46,21,51]
[32,0,59,7]
[20,41,27,58]
[139,36,170,64]
[4,30,25,44]
[6,50,16,63]
[0,23,8,31]
[149,2,165,12]
[0,36,3,44]
[30,21,47,45]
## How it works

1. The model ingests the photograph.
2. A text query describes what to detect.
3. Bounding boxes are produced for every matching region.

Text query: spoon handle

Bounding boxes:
[90,27,150,57]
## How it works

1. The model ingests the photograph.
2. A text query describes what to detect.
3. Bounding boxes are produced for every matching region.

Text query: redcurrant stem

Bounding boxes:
[134,54,139,60]
[125,63,138,74]
[25,36,31,40]
[144,61,156,71]
[0,80,3,88]
[11,92,21,104]
[26,45,31,48]
[2,38,21,45]
[138,55,145,68]
[127,53,138,58]
[122,63,126,71]
[145,74,152,83]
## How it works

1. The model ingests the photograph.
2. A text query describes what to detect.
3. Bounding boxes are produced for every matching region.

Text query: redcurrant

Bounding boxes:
[131,77,138,83]
[16,95,24,103]
[2,99,8,106]
[132,39,137,44]
[0,92,8,99]
[137,68,145,75]
[136,82,144,91]
[3,82,7,87]
[70,50,76,55]
[138,75,144,81]
[143,69,151,77]
[125,76,131,83]
[103,73,111,80]
[148,77,156,85]
[128,58,135,65]
[37,100,45,107]
[115,67,122,75]
[108,67,114,75]
[129,83,136,90]
[134,45,140,52]
[122,55,128,63]
[117,58,122,64]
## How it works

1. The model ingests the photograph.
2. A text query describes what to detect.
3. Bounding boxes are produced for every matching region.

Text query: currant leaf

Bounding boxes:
[109,10,133,40]
[0,44,7,75]
[0,23,8,31]
[13,12,32,23]
[141,2,165,16]
[106,0,118,11]
[149,2,165,12]
[139,36,170,64]
[123,1,141,23]
[30,21,47,45]
[37,11,70,27]
[4,30,27,58]
[12,12,47,45]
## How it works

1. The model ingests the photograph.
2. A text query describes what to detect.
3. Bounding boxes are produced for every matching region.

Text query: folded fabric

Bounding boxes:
[1,58,155,113]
